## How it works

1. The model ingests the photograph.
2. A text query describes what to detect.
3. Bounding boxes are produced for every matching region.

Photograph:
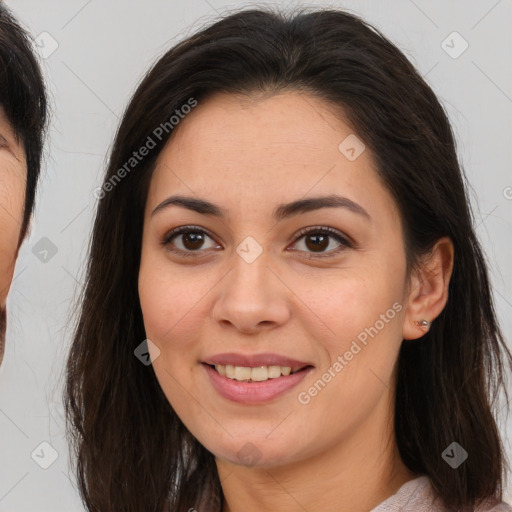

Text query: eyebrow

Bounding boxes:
[152,194,371,221]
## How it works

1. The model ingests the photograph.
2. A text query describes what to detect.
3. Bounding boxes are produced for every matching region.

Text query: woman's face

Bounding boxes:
[139,91,412,468]
[0,106,26,363]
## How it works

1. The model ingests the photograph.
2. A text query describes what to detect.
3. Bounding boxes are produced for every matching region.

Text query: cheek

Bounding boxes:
[294,287,403,446]
[0,160,25,221]
[0,172,25,303]
[138,264,217,437]
[138,251,210,352]
[305,262,405,400]
[138,271,174,339]
[307,266,404,350]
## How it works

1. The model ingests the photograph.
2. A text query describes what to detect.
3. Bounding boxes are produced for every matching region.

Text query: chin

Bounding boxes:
[206,434,301,469]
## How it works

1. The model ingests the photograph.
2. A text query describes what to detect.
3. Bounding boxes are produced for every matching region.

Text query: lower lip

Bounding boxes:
[202,363,313,404]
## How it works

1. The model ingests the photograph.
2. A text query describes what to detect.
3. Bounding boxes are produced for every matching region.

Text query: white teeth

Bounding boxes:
[225,364,235,379]
[213,364,303,382]
[234,366,252,381]
[250,366,268,381]
[268,365,282,378]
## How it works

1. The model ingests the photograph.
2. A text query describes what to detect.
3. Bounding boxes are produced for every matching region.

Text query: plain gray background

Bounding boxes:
[0,0,511,510]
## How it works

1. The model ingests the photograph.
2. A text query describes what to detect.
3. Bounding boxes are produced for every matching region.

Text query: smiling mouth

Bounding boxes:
[205,363,312,383]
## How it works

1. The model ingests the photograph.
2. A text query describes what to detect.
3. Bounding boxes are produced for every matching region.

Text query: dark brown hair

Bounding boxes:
[64,7,512,512]
[0,2,47,355]
[0,2,47,244]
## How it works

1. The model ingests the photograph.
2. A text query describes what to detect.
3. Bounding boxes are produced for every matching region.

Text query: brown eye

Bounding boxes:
[178,231,206,251]
[162,226,219,257]
[290,226,352,258]
[161,225,352,259]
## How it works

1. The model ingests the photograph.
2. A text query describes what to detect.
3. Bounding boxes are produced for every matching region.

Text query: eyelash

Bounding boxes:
[161,225,353,259]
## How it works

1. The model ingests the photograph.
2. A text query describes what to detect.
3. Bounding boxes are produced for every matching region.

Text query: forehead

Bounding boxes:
[147,91,400,226]
[166,91,350,156]
[153,91,366,185]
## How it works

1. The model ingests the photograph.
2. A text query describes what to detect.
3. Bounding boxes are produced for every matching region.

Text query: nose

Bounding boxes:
[211,250,291,335]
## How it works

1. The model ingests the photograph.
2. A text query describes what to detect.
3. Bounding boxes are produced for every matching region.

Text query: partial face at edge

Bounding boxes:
[0,105,27,364]
[138,91,411,468]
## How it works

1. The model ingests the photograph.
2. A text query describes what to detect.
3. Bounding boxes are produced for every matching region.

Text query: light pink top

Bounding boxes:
[371,476,512,511]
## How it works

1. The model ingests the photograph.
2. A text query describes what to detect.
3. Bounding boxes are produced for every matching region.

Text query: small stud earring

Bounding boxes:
[415,319,430,329]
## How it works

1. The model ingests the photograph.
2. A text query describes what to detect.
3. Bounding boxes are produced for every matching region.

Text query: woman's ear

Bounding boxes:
[402,236,455,340]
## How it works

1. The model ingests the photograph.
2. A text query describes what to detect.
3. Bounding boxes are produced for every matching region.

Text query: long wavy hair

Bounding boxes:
[64,7,512,512]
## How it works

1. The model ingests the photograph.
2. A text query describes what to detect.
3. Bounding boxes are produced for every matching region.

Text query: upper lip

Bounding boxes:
[203,352,313,368]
